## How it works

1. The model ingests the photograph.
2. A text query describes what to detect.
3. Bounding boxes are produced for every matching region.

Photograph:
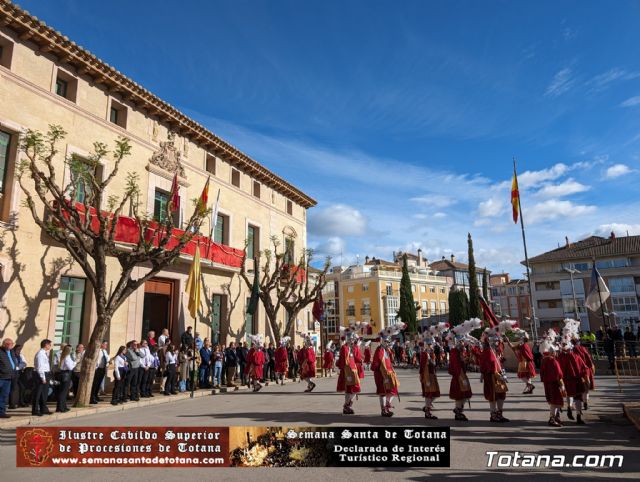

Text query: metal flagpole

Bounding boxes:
[514,158,539,342]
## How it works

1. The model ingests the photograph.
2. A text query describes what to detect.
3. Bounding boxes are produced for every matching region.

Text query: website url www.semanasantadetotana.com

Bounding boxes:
[487,451,623,469]
[50,456,226,465]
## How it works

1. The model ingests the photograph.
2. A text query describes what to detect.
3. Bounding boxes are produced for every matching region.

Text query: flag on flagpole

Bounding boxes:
[185,244,202,319]
[210,189,221,240]
[168,173,180,213]
[196,177,210,215]
[312,292,324,322]
[479,294,499,327]
[585,265,610,312]
[511,168,520,224]
[247,259,260,316]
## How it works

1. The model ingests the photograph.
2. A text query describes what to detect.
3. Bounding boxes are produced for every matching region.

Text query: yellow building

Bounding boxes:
[324,255,450,338]
[0,2,316,360]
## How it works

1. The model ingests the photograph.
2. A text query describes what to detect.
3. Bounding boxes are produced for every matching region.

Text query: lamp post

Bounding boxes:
[563,267,580,322]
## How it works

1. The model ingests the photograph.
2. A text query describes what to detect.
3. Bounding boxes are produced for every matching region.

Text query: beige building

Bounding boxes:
[323,254,450,341]
[0,2,316,360]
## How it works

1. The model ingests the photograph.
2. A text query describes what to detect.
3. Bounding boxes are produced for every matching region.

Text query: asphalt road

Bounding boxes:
[1,367,638,481]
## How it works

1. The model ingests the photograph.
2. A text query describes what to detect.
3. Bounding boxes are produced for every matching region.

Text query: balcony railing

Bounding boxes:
[346,309,356,316]
[60,201,245,268]
[361,307,371,315]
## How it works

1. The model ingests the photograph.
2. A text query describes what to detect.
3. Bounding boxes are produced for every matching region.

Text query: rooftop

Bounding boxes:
[527,235,640,264]
[430,258,489,273]
[0,0,316,208]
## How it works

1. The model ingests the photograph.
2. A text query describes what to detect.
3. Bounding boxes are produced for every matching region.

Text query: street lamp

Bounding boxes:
[563,267,580,322]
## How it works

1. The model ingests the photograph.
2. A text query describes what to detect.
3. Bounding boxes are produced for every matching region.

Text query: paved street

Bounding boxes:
[1,368,639,481]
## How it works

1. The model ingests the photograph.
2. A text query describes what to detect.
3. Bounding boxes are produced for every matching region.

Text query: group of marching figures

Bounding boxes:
[244,317,595,426]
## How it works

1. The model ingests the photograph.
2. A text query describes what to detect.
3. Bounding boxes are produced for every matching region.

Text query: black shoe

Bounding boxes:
[8,405,17,409]
[90,400,98,405]
[111,401,119,406]
[576,414,585,425]
[32,413,43,417]
[42,411,53,416]
[567,407,574,420]
[163,392,170,396]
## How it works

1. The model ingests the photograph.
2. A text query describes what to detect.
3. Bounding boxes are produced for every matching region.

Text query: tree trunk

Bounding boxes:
[74,312,112,407]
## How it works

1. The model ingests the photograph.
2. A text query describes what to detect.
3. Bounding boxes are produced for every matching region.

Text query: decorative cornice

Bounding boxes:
[0,0,316,208]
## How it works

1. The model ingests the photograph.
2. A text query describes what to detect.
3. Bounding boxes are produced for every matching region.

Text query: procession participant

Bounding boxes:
[246,335,265,392]
[275,337,290,385]
[371,323,405,417]
[557,319,587,424]
[322,342,335,377]
[300,334,317,392]
[539,330,565,427]
[572,335,595,410]
[352,322,368,382]
[363,341,372,370]
[480,329,509,423]
[448,319,479,421]
[336,326,361,414]
[419,328,442,420]
[507,331,536,394]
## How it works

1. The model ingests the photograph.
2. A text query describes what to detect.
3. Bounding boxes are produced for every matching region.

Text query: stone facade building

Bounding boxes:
[0,2,316,360]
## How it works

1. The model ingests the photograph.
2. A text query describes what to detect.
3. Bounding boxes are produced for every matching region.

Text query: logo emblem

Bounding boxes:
[19,429,54,466]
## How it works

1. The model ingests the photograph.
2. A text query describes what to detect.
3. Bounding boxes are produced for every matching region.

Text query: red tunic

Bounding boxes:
[300,347,316,378]
[574,345,595,390]
[419,352,440,398]
[353,345,364,379]
[557,351,586,398]
[275,346,288,374]
[364,346,371,364]
[479,346,507,401]
[448,347,472,400]
[540,355,564,406]
[251,349,265,380]
[336,344,360,394]
[322,350,334,369]
[515,343,536,379]
[371,346,398,395]
[244,348,255,376]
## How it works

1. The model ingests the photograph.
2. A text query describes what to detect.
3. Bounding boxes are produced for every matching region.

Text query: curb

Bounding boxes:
[623,403,640,432]
[0,388,215,430]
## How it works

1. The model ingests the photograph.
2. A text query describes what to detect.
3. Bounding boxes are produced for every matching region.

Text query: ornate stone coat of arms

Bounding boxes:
[149,132,186,178]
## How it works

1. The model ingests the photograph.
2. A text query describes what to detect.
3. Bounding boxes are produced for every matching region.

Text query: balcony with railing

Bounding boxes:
[346,307,356,316]
[361,307,371,315]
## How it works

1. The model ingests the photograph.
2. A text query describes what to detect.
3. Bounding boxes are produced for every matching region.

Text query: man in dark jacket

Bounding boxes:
[181,327,194,349]
[225,342,238,387]
[0,338,18,418]
[266,342,276,382]
[199,341,212,388]
[236,342,248,385]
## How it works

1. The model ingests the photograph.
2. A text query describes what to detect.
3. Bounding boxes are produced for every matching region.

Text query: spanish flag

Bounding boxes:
[197,177,210,215]
[511,168,520,224]
[185,244,201,319]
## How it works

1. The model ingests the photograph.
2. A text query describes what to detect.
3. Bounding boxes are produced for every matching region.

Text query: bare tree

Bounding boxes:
[16,126,209,406]
[221,277,242,342]
[240,235,330,343]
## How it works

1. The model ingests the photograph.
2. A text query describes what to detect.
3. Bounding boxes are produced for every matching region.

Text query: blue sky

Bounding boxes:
[19,0,640,275]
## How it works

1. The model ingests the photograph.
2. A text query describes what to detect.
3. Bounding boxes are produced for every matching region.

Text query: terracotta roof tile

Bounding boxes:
[527,235,640,264]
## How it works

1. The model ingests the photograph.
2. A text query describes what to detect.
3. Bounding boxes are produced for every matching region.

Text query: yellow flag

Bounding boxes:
[185,245,201,320]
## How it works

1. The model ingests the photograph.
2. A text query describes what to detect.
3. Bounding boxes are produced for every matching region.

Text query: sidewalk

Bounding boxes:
[623,402,640,432]
[0,386,230,430]
[0,377,301,429]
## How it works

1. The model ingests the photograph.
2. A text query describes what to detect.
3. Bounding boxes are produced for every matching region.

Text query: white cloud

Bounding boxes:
[587,68,640,93]
[535,178,590,198]
[313,236,347,257]
[592,223,640,237]
[605,163,632,178]
[308,204,367,237]
[433,212,447,219]
[478,198,505,218]
[545,68,574,97]
[410,194,456,208]
[620,96,640,107]
[527,199,596,224]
